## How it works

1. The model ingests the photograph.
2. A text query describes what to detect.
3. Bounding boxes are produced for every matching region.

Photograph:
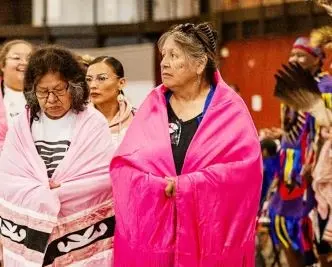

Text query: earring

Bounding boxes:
[117,93,124,103]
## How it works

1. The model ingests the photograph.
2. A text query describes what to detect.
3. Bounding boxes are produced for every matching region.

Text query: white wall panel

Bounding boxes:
[74,43,155,108]
[33,0,143,26]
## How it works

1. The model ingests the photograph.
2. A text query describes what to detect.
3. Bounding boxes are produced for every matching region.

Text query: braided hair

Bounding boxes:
[158,22,218,85]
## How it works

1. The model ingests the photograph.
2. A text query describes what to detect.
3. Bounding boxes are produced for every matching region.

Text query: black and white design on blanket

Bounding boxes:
[0,217,26,242]
[0,216,50,253]
[32,110,76,178]
[43,216,115,266]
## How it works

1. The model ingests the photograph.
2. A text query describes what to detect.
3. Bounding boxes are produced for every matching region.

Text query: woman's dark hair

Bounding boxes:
[24,45,89,122]
[158,22,218,85]
[89,56,124,78]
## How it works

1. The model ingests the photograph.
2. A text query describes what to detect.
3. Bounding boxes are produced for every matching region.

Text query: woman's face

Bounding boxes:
[1,43,32,91]
[35,72,72,119]
[160,36,199,90]
[86,62,125,106]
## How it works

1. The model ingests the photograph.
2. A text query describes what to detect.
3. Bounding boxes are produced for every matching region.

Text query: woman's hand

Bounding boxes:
[49,179,61,189]
[165,177,176,197]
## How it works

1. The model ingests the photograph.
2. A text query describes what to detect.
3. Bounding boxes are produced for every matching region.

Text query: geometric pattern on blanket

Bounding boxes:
[0,214,115,266]
[0,216,49,252]
[43,215,115,266]
[0,202,115,266]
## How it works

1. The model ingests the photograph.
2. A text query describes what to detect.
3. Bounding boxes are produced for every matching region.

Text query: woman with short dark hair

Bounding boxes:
[0,46,115,266]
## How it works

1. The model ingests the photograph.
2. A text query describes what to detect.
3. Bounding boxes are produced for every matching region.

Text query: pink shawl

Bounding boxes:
[110,71,263,267]
[0,89,8,151]
[312,139,332,243]
[0,106,115,266]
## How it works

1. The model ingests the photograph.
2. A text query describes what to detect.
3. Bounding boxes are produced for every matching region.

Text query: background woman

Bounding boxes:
[0,39,33,149]
[86,56,134,145]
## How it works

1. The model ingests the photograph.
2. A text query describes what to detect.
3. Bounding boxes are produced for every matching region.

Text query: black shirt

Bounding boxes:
[167,102,200,175]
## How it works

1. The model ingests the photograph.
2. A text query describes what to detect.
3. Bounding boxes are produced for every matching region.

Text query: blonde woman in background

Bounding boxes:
[0,39,33,150]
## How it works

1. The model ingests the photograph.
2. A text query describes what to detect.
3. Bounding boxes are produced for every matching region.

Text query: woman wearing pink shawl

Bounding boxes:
[0,46,115,266]
[110,22,262,267]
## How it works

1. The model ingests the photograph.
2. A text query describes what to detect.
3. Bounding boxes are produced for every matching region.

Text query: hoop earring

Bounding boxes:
[117,93,124,103]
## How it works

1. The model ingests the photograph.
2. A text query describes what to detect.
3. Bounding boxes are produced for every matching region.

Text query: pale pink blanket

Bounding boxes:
[312,139,332,243]
[0,89,7,266]
[0,89,7,151]
[0,106,115,266]
[110,71,263,267]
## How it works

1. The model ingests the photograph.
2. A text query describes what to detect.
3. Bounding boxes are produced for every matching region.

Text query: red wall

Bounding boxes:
[220,35,332,130]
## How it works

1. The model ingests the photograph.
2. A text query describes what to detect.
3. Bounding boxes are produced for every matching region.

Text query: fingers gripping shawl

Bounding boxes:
[110,71,263,267]
[0,106,115,266]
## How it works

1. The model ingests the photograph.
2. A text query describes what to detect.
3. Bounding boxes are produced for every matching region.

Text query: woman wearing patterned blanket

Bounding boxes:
[0,46,115,266]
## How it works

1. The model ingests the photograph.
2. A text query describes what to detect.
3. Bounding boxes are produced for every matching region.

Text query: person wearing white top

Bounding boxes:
[31,109,76,178]
[3,85,27,123]
[0,40,33,124]
[0,46,116,266]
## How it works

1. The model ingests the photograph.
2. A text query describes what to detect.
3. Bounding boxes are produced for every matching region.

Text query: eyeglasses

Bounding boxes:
[35,84,69,99]
[85,74,119,85]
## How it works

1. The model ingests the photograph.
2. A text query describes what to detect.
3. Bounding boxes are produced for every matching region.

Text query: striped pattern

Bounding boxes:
[35,140,70,178]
